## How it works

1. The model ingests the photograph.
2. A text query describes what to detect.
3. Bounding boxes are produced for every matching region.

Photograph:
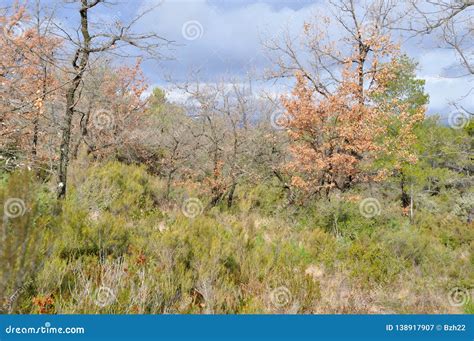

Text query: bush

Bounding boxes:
[1,160,471,314]
[71,161,158,218]
[0,170,57,313]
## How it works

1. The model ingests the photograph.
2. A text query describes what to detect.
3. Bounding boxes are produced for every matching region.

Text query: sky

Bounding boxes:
[134,0,473,116]
[4,0,473,116]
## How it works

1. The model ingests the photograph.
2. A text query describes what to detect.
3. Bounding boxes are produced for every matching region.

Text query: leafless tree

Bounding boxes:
[403,0,473,113]
[171,75,286,208]
[56,0,171,199]
[264,0,403,102]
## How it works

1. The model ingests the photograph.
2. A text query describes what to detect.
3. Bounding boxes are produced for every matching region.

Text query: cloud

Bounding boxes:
[138,0,320,81]
[423,76,474,113]
[136,0,473,115]
[413,50,473,114]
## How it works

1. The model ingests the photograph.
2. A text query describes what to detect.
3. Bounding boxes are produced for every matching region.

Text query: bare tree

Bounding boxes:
[172,75,282,208]
[56,0,170,198]
[264,0,403,102]
[403,0,473,112]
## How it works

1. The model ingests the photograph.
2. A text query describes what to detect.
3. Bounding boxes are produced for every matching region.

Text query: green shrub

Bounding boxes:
[0,170,57,313]
[1,160,471,314]
[71,161,158,218]
[346,237,403,286]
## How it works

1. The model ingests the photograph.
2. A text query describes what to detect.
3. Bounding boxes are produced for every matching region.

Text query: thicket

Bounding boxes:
[1,117,472,314]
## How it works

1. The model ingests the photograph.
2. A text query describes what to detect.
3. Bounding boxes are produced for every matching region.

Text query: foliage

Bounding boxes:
[0,1,472,316]
[0,144,471,314]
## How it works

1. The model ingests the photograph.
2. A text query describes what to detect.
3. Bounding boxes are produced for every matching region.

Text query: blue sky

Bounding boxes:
[135,0,473,115]
[5,0,473,115]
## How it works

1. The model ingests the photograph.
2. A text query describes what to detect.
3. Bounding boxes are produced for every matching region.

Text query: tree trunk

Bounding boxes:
[57,87,77,199]
[400,172,410,209]
[31,116,39,158]
[57,1,91,199]
[32,65,48,163]
[227,182,237,208]
[165,170,176,201]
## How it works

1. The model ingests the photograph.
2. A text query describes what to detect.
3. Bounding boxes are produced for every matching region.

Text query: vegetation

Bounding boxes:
[0,0,472,314]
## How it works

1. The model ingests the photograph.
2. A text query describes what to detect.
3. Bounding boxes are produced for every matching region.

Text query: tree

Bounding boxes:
[146,88,201,200]
[280,63,412,197]
[0,4,61,172]
[371,55,429,212]
[403,0,473,113]
[265,0,404,100]
[72,59,148,160]
[176,78,271,208]
[273,1,424,198]
[56,0,168,199]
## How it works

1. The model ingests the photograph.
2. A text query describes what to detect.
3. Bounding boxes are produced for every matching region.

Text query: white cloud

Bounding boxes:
[423,76,474,113]
[137,0,473,115]
[412,50,473,113]
[139,0,320,80]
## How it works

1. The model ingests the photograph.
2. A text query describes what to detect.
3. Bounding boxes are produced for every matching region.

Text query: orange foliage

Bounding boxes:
[0,5,62,165]
[79,59,148,159]
[281,33,424,195]
[32,295,54,314]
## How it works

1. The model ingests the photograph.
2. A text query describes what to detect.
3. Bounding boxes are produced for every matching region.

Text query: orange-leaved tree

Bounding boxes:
[0,5,61,170]
[281,34,425,197]
[72,59,148,160]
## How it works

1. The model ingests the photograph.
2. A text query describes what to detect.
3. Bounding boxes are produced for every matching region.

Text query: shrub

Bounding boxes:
[0,170,57,313]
